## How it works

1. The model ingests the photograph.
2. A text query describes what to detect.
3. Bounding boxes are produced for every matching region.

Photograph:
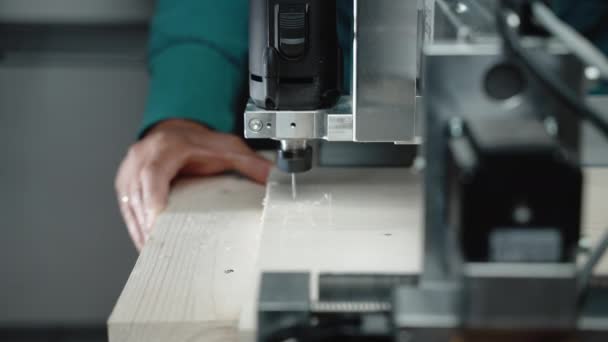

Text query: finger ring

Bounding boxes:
[120,195,130,204]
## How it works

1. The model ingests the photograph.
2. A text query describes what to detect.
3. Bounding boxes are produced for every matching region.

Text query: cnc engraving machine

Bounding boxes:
[245,0,608,341]
[245,0,422,173]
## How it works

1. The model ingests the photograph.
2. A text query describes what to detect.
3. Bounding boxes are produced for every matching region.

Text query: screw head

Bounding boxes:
[449,117,464,138]
[507,12,521,28]
[513,205,532,224]
[455,2,468,14]
[248,119,263,132]
[585,66,601,81]
[413,156,426,173]
[579,235,592,254]
[544,116,559,137]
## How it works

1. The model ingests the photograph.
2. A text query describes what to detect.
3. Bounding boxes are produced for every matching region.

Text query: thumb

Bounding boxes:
[140,159,183,232]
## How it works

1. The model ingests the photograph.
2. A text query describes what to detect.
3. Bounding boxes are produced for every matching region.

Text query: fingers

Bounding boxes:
[129,182,146,236]
[119,198,144,251]
[211,134,274,184]
[115,122,276,253]
[229,154,273,184]
[115,140,184,249]
[115,145,146,252]
[186,143,273,184]
[140,158,184,234]
[141,169,169,233]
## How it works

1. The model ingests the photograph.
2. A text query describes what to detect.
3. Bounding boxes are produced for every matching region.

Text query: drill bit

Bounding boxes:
[291,173,297,200]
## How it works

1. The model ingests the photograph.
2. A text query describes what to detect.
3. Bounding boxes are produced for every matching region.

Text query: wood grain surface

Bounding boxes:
[109,168,608,342]
[239,168,423,339]
[108,176,265,342]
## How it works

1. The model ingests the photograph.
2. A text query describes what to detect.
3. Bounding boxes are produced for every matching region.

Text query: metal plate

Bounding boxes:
[354,0,418,142]
[244,97,353,141]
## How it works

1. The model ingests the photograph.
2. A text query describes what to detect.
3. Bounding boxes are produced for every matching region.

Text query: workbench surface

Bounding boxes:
[108,167,608,342]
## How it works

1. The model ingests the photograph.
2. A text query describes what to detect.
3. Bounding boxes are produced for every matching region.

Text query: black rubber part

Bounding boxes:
[277,146,313,173]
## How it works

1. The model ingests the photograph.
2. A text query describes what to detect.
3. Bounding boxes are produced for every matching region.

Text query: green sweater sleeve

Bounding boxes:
[141,0,249,135]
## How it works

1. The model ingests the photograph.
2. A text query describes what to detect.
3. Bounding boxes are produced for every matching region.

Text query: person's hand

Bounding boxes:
[115,119,273,251]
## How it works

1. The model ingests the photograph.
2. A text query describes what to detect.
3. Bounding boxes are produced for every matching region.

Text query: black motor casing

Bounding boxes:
[249,0,341,110]
[447,116,582,263]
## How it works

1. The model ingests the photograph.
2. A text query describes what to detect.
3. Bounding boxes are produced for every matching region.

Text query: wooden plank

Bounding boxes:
[247,167,608,277]
[238,167,423,339]
[108,176,265,342]
[109,167,608,341]
[584,168,608,275]
[255,168,422,273]
[239,167,608,338]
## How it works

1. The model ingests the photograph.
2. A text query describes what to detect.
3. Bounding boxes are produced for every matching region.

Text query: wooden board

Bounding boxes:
[256,168,423,273]
[109,167,608,342]
[584,168,608,274]
[108,176,265,342]
[238,167,608,339]
[238,168,423,339]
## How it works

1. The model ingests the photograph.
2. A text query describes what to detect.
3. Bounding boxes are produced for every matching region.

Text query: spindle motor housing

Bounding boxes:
[249,0,341,111]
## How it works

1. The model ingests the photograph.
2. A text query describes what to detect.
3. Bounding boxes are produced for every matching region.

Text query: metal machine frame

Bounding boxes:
[245,0,426,145]
[252,1,608,341]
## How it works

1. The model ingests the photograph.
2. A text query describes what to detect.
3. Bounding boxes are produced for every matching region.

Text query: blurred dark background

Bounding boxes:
[0,0,153,341]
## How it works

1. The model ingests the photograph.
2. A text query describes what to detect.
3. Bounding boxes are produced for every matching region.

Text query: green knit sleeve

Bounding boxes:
[141,0,249,135]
